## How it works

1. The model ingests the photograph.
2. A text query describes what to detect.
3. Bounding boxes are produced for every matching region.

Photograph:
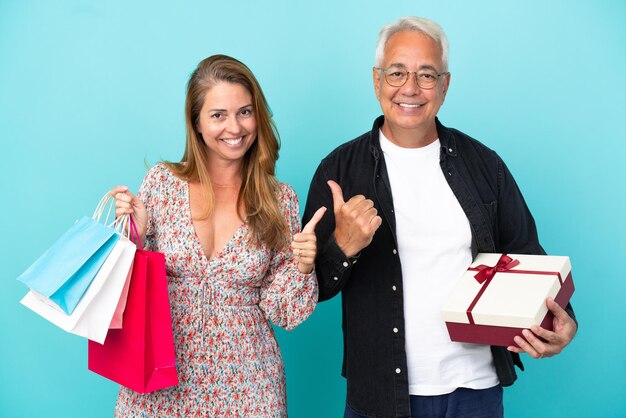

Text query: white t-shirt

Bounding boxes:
[379,131,498,396]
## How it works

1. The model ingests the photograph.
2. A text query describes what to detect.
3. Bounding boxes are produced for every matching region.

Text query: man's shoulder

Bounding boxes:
[309,126,377,184]
[320,130,373,165]
[439,122,500,162]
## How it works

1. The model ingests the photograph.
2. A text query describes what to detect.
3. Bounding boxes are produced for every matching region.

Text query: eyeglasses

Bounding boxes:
[375,67,449,89]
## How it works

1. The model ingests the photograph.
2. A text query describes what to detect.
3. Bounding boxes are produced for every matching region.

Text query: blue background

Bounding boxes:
[2,1,625,417]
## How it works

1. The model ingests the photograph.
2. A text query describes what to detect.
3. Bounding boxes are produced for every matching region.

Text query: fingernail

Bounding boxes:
[522,329,531,337]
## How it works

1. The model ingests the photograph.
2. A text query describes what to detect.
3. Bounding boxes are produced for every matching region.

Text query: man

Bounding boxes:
[302,16,577,418]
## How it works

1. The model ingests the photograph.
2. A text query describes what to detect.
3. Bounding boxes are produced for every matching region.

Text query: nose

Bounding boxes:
[225,115,242,135]
[399,71,421,95]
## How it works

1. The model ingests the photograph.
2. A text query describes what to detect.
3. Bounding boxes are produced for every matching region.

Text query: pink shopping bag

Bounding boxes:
[87,247,178,393]
[108,262,133,329]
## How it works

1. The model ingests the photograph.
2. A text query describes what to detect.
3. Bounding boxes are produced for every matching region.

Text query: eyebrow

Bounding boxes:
[207,104,253,113]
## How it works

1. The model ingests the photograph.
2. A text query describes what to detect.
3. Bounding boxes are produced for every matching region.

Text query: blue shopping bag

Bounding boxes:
[17,216,120,315]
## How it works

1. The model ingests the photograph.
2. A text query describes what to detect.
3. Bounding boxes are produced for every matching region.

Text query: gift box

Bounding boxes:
[441,253,574,347]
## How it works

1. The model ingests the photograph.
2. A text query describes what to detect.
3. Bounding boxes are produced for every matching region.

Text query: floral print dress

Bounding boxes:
[114,164,318,417]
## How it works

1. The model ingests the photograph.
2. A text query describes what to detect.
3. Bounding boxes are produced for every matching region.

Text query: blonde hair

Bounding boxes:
[164,54,288,250]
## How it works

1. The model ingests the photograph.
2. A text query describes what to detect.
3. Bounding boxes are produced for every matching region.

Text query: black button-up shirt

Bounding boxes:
[302,116,576,418]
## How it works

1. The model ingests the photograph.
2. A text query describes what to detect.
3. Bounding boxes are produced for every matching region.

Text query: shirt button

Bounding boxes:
[448,148,453,153]
[392,285,396,291]
[333,276,339,281]
[392,249,397,255]
[393,328,398,333]
[395,368,401,374]
[342,261,349,267]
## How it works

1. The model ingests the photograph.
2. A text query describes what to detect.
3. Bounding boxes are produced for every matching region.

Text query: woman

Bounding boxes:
[111,54,325,417]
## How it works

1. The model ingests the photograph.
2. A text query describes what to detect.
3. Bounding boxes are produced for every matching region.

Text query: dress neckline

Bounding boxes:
[182,178,246,266]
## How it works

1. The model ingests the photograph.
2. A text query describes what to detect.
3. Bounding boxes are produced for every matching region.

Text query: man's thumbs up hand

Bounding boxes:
[327,180,382,257]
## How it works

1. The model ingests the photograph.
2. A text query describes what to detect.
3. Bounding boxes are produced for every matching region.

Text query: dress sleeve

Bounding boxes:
[259,183,318,330]
[137,164,164,252]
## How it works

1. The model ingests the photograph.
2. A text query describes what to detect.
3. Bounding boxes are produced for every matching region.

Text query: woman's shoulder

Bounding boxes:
[140,162,183,195]
[144,162,180,183]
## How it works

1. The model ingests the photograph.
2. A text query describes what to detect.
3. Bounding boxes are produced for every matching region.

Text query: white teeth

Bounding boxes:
[399,103,422,108]
[222,137,243,145]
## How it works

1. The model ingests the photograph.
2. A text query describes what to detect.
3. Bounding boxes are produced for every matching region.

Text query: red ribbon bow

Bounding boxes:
[472,254,520,284]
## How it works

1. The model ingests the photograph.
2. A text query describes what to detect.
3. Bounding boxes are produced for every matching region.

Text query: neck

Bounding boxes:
[205,158,243,189]
[381,122,438,148]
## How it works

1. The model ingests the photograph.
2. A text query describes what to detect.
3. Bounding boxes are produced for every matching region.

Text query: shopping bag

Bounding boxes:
[17,216,119,314]
[20,219,136,343]
[103,212,134,331]
[108,261,133,329]
[88,238,178,393]
[17,194,122,315]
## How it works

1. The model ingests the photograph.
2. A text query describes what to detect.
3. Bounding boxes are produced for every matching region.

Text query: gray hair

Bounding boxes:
[375,16,449,71]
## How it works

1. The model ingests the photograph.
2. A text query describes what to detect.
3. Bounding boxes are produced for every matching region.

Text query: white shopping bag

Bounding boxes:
[21,235,136,344]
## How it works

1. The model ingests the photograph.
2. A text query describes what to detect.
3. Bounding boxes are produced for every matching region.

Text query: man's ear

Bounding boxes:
[442,72,451,96]
[373,67,382,101]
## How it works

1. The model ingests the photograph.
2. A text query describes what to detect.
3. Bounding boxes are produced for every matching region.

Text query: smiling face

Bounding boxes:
[373,30,450,147]
[196,81,257,167]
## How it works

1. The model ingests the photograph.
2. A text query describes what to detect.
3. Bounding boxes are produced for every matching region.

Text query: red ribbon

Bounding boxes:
[471,254,520,284]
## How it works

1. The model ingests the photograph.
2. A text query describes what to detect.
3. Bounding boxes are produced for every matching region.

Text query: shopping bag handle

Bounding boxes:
[93,192,133,240]
[92,193,116,225]
[112,214,131,239]
[129,215,143,249]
